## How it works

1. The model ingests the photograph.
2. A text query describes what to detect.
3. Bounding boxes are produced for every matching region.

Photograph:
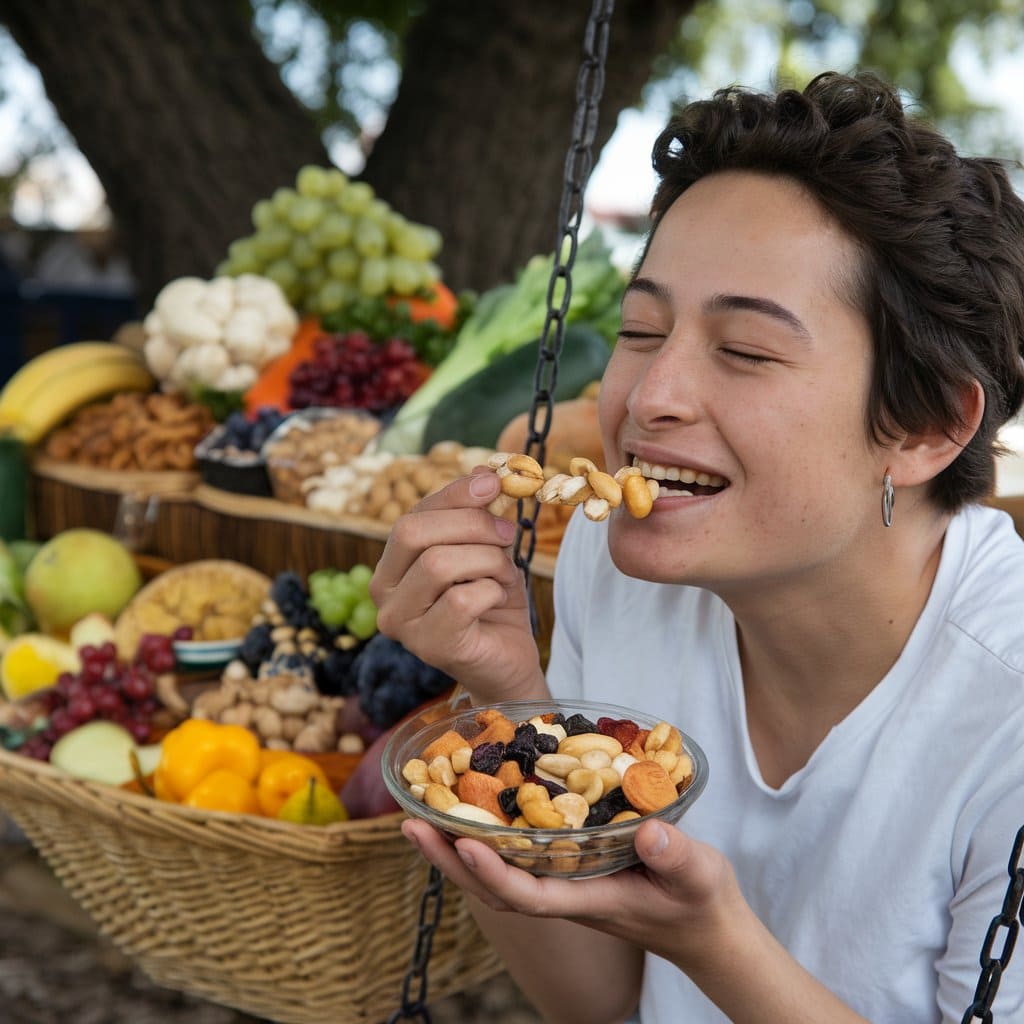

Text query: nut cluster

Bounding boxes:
[264,410,382,505]
[44,392,215,471]
[305,441,492,522]
[486,452,658,522]
[191,660,364,754]
[400,708,694,833]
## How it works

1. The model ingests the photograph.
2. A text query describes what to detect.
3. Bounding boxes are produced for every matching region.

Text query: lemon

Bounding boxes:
[0,633,80,700]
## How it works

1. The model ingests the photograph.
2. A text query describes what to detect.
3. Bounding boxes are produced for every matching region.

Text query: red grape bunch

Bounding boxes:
[287,331,428,413]
[20,634,182,762]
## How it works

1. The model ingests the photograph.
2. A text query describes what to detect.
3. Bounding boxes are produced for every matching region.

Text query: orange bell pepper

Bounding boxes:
[256,751,331,817]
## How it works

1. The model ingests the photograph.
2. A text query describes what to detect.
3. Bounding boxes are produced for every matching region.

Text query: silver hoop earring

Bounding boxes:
[881,473,895,528]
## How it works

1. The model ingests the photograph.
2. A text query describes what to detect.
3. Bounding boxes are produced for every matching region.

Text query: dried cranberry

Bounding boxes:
[470,741,505,775]
[564,713,598,736]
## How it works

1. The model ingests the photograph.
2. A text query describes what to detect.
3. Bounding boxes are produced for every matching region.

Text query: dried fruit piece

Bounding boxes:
[564,713,598,736]
[469,741,505,775]
[597,716,640,749]
[621,759,678,815]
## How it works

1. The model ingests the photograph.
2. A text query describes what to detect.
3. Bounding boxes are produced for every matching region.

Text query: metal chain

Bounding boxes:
[513,0,615,605]
[389,2,615,1017]
[387,865,445,1023]
[961,826,1024,1023]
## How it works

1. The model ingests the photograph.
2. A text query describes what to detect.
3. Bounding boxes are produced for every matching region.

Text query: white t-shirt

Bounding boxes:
[546,503,1024,1024]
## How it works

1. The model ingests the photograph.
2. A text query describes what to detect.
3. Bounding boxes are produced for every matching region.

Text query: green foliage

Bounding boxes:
[655,0,1024,157]
[250,0,417,142]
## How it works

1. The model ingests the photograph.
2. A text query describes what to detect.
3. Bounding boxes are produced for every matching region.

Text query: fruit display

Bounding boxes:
[42,391,216,471]
[0,341,155,445]
[25,529,142,637]
[142,274,299,399]
[17,633,183,762]
[217,164,445,318]
[112,559,271,658]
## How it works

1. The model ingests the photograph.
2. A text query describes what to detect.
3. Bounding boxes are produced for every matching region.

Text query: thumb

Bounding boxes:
[634,819,703,887]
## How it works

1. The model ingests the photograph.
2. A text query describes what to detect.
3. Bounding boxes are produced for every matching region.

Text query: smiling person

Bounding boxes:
[369,71,1024,1024]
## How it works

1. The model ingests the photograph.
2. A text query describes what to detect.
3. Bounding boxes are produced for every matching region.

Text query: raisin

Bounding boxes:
[564,713,598,736]
[584,788,633,827]
[549,712,567,729]
[514,722,538,741]
[503,739,537,775]
[470,741,505,775]
[534,733,559,755]
[498,786,520,818]
[525,774,567,798]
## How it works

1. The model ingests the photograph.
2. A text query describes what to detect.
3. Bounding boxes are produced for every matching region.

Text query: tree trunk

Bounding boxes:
[1,0,690,305]
[362,0,689,291]
[0,0,328,308]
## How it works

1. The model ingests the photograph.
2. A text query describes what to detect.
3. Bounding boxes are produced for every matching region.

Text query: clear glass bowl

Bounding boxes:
[382,698,709,879]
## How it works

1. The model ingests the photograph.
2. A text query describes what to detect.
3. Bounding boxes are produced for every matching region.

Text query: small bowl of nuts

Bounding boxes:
[382,698,708,879]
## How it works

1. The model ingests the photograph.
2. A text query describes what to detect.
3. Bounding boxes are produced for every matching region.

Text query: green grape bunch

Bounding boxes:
[217,165,444,318]
[307,563,379,641]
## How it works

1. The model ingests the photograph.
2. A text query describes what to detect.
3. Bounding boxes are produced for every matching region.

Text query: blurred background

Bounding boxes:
[0,0,1022,386]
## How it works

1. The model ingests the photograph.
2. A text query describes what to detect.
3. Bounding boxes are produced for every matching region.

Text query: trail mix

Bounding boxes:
[400,707,694,830]
[486,452,658,522]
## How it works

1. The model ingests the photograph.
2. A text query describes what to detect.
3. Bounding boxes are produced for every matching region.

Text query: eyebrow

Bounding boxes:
[704,293,812,341]
[624,277,812,342]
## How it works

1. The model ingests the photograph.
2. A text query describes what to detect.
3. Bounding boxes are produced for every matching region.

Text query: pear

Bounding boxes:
[277,777,348,826]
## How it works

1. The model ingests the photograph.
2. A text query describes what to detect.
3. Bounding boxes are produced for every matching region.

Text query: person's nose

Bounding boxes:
[626,337,705,430]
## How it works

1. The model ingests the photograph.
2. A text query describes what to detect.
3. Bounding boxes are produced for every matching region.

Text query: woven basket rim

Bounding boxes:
[0,745,408,856]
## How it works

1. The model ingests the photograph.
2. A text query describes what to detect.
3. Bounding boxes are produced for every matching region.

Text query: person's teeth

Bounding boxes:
[665,466,680,481]
[640,460,653,476]
[695,472,710,486]
[680,468,697,484]
[650,464,667,480]
[707,474,725,487]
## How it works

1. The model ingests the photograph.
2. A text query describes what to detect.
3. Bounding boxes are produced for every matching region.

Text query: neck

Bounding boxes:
[721,503,952,788]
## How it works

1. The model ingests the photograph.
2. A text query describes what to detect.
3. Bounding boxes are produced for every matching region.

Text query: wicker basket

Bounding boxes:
[0,747,501,1023]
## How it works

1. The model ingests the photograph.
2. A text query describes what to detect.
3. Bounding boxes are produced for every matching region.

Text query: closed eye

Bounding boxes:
[721,348,775,366]
[616,330,664,343]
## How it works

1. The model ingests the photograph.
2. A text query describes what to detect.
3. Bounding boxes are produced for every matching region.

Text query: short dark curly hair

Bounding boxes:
[645,70,1024,511]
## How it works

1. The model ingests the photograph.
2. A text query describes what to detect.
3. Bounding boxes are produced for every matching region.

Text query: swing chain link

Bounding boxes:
[390,2,615,1018]
[961,825,1024,1023]
[513,0,615,599]
[387,865,445,1023]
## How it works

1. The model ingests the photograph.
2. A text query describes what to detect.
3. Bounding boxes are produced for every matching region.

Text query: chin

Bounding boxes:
[606,516,694,584]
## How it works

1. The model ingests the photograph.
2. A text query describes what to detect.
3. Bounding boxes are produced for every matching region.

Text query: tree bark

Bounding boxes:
[362,0,689,291]
[0,0,328,307]
[1,0,690,304]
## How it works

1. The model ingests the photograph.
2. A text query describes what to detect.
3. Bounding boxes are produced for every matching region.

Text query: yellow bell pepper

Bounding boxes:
[184,768,260,816]
[153,718,262,809]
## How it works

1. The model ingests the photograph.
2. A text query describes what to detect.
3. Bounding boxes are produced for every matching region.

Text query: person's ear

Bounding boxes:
[889,380,985,487]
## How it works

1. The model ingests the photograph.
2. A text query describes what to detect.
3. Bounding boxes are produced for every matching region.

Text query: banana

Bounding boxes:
[0,342,138,424]
[8,352,155,445]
